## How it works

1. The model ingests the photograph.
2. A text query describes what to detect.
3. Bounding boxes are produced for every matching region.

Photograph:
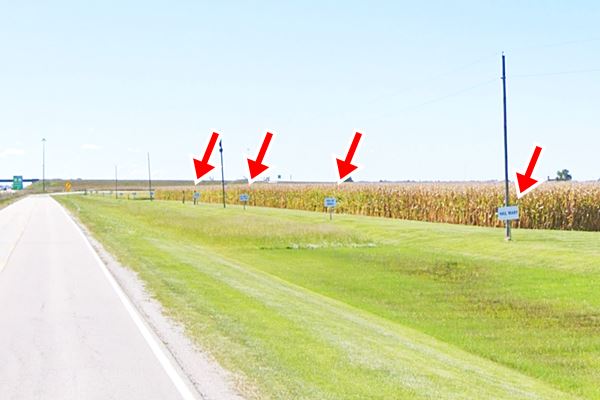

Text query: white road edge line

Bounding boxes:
[56,200,198,400]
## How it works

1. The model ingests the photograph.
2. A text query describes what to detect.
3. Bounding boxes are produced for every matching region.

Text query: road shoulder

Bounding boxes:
[58,197,246,400]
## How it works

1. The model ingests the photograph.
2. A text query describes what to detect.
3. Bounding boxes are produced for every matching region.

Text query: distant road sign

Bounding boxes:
[12,176,23,190]
[65,181,72,192]
[498,205,519,221]
[193,192,200,200]
[149,191,155,199]
[324,197,337,208]
[240,194,249,202]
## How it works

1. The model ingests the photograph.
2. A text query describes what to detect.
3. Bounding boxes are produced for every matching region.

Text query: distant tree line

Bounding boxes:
[556,169,572,181]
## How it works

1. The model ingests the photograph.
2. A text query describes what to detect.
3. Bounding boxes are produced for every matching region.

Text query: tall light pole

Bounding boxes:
[147,152,153,201]
[42,138,46,192]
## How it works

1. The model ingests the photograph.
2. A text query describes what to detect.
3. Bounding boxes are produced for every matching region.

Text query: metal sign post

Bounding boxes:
[324,197,337,220]
[240,193,249,210]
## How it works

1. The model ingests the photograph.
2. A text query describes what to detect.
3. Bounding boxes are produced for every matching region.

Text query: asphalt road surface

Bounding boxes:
[0,196,198,400]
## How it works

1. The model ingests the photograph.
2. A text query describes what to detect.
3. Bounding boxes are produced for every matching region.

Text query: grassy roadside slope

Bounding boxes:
[56,196,600,399]
[0,193,24,210]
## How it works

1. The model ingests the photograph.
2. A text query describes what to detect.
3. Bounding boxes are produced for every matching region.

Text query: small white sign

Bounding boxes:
[324,197,337,208]
[498,205,519,221]
[193,192,200,199]
[240,194,249,202]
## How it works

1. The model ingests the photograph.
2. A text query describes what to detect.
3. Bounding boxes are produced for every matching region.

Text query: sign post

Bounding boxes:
[324,197,337,220]
[240,193,249,210]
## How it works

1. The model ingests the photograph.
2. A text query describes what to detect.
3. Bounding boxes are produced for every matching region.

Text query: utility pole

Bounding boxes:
[219,139,226,208]
[115,165,118,199]
[42,138,46,192]
[147,152,153,201]
[502,53,511,241]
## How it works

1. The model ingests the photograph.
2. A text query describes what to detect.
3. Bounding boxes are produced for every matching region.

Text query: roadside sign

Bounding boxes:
[149,191,155,199]
[12,176,23,190]
[498,205,519,221]
[193,192,200,199]
[240,193,249,209]
[324,197,337,208]
[65,181,72,192]
[324,197,336,220]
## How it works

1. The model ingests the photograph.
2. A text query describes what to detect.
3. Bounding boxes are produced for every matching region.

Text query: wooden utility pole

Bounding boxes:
[502,53,511,241]
[219,140,226,208]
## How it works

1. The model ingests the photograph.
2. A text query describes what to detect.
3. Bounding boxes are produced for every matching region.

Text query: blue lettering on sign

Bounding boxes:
[497,206,519,221]
[324,197,337,208]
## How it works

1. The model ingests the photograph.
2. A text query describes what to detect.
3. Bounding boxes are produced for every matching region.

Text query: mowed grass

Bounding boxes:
[0,193,23,209]
[56,195,600,399]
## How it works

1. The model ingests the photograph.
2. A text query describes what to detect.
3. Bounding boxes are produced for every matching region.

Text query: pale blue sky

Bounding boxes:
[1,1,599,182]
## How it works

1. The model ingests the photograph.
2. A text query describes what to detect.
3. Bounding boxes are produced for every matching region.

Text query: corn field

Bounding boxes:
[155,182,600,231]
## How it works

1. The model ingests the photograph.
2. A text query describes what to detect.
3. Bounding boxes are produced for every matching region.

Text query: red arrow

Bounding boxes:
[247,132,273,181]
[515,145,542,197]
[193,132,219,180]
[336,132,362,181]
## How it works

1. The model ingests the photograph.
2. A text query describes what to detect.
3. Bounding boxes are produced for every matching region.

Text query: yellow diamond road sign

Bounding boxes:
[65,181,72,192]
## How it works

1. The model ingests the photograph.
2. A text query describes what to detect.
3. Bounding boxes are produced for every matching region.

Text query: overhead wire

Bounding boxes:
[311,35,599,124]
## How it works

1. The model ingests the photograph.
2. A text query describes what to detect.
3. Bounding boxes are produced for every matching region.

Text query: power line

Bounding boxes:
[510,68,600,78]
[367,77,497,122]
[508,37,600,54]
[365,54,497,105]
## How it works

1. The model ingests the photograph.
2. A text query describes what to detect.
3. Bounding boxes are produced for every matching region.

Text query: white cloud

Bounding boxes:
[81,143,102,150]
[0,148,25,157]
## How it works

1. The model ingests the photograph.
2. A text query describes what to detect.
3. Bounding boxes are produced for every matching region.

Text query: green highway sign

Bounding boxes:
[12,176,23,190]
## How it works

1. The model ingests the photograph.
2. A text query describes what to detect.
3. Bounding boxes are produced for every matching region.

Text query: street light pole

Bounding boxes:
[147,152,153,201]
[42,138,46,192]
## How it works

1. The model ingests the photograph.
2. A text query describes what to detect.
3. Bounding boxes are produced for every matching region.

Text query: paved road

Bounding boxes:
[0,196,197,400]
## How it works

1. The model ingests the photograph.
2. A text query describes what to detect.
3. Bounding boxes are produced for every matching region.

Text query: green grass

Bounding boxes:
[0,193,24,209]
[56,195,600,399]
